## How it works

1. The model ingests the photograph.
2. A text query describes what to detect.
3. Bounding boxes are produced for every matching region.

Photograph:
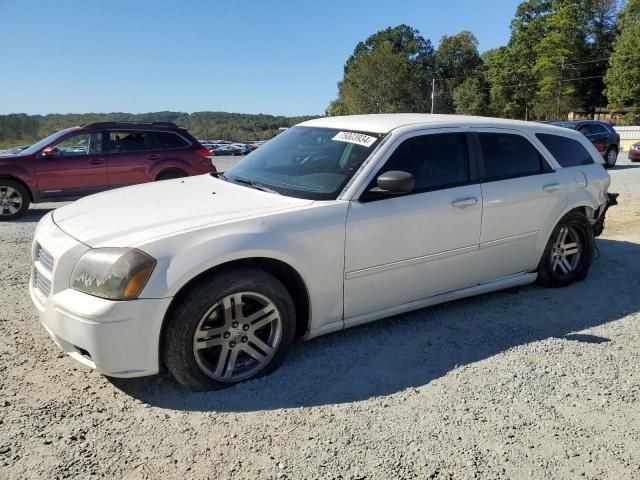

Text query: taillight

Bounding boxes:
[196,147,211,158]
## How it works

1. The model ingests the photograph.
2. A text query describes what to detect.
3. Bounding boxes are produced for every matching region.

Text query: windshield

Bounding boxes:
[550,122,577,130]
[223,126,383,200]
[19,128,77,155]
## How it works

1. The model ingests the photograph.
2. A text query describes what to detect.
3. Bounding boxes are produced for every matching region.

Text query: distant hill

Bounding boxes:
[0,111,319,148]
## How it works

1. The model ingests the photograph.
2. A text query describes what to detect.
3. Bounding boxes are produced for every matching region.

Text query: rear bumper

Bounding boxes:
[31,283,172,377]
[593,192,618,237]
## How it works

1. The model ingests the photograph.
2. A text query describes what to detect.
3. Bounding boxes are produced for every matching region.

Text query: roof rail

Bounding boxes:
[82,121,180,129]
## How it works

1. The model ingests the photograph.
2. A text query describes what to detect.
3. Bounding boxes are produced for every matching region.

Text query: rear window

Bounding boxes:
[536,133,594,167]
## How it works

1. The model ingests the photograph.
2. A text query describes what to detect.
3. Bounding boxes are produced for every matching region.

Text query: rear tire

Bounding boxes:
[155,169,187,181]
[162,268,296,390]
[604,147,618,168]
[537,211,594,288]
[0,180,30,221]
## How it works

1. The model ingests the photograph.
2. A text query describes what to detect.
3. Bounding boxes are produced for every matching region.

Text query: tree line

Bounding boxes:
[0,111,316,149]
[327,0,640,124]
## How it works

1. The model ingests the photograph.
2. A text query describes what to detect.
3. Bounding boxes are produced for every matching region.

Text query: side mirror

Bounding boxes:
[41,146,59,158]
[370,170,415,195]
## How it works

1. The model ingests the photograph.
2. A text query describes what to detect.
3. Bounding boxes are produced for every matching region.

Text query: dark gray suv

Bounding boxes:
[551,120,620,168]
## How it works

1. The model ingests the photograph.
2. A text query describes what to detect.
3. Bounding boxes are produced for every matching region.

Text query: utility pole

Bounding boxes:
[431,78,435,114]
[557,60,564,119]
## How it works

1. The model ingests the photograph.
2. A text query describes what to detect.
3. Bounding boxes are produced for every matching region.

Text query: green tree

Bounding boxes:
[327,25,435,115]
[338,42,429,114]
[605,0,640,121]
[453,77,489,115]
[434,31,482,113]
[574,0,618,113]
[533,0,584,118]
[0,112,319,149]
[485,0,552,119]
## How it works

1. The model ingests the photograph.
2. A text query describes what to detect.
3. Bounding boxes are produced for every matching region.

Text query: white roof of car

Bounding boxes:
[298,114,563,135]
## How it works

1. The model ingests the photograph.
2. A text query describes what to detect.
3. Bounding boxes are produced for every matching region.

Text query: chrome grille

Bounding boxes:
[34,270,52,296]
[37,245,54,271]
[34,243,54,297]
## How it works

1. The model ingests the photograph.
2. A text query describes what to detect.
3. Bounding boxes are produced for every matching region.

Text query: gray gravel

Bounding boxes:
[609,152,640,196]
[1,153,639,479]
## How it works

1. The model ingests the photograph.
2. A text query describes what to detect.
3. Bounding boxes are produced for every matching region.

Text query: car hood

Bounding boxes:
[52,175,314,248]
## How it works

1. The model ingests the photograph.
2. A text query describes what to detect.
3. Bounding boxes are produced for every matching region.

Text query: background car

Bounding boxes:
[231,143,252,155]
[211,144,241,156]
[0,121,215,220]
[0,145,30,155]
[551,120,620,168]
[628,142,640,162]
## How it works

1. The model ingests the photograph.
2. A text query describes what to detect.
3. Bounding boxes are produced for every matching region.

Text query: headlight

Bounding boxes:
[70,248,156,300]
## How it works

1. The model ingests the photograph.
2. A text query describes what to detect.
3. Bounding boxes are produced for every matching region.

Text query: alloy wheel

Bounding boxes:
[0,186,23,216]
[192,291,282,382]
[551,226,582,275]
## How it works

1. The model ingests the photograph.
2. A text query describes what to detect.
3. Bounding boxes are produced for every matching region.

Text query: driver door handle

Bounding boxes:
[88,158,105,165]
[146,154,161,160]
[451,197,478,208]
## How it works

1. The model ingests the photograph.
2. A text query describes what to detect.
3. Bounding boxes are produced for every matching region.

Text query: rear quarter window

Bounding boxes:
[157,132,189,149]
[536,133,594,167]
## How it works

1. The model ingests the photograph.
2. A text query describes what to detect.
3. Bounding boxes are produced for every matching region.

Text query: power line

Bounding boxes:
[477,74,605,92]
[432,52,640,83]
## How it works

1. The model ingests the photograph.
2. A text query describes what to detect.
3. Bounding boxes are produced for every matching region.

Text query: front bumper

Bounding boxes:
[31,285,171,377]
[628,150,640,161]
[30,214,172,377]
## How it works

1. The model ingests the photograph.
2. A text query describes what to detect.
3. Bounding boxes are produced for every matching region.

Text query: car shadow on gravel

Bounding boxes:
[612,164,640,170]
[13,206,56,222]
[110,237,640,412]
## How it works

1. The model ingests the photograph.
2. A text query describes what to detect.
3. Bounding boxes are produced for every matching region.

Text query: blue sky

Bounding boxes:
[0,0,522,116]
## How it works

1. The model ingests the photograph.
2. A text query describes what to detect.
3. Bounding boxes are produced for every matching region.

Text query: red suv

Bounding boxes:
[0,121,215,220]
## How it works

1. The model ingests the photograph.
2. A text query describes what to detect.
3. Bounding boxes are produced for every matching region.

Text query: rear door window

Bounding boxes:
[589,123,608,134]
[106,131,160,153]
[536,133,594,167]
[478,133,549,181]
[578,124,597,135]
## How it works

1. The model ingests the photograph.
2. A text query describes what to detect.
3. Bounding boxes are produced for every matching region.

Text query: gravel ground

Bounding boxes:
[1,153,639,479]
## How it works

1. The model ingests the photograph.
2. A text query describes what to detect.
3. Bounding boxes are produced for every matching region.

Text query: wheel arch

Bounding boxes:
[535,204,596,268]
[159,257,311,358]
[0,175,33,202]
[155,167,188,181]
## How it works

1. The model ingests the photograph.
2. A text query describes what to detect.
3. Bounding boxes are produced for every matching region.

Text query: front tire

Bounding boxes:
[537,211,594,288]
[0,180,30,220]
[604,147,618,168]
[162,268,296,390]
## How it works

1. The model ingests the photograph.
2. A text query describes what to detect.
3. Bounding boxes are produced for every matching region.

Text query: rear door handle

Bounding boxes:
[451,197,478,208]
[543,183,562,192]
[88,158,105,165]
[146,154,161,160]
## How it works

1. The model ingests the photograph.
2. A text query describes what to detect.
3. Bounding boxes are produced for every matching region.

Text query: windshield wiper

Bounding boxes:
[232,177,280,195]
[211,171,227,180]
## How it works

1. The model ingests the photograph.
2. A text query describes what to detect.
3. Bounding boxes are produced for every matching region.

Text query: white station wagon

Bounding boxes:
[30,114,616,389]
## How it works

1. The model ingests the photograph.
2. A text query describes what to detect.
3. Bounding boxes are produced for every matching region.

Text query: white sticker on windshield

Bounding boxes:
[332,131,377,147]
